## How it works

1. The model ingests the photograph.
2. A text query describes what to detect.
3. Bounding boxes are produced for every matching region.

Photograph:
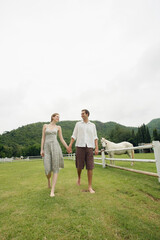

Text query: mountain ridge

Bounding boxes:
[0,118,160,146]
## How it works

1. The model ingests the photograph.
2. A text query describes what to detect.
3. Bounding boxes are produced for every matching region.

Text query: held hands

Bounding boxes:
[67,145,72,154]
[66,145,72,154]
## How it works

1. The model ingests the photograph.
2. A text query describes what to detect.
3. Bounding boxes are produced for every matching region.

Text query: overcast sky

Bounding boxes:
[0,0,160,134]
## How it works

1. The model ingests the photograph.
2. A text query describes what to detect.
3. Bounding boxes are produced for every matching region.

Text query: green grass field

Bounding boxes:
[0,154,160,240]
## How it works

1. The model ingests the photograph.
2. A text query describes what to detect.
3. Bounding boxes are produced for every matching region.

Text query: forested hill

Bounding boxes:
[0,120,136,147]
[147,118,160,133]
[1,119,160,147]
[0,118,160,157]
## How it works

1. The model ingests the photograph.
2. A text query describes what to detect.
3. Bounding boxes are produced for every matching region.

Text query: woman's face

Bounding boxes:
[52,114,59,123]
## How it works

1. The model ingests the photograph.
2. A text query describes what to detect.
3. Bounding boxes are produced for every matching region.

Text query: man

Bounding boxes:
[68,109,99,193]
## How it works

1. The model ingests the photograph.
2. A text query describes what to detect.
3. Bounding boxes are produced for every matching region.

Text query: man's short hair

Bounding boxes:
[82,109,90,116]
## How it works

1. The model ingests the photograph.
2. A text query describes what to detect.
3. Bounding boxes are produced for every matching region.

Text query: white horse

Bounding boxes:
[101,138,134,166]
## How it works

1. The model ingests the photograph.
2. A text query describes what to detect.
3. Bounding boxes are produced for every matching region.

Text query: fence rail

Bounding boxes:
[103,158,155,163]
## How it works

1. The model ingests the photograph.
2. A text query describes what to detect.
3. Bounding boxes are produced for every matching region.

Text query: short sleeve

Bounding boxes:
[93,124,98,140]
[72,122,78,140]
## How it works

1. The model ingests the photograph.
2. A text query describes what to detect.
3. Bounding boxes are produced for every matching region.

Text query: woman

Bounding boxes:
[40,113,69,197]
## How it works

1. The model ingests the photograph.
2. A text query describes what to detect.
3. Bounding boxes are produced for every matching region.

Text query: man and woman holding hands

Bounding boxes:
[40,109,98,197]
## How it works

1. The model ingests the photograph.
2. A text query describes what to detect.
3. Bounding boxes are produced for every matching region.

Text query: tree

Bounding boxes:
[0,144,5,158]
[109,126,133,143]
[153,128,160,141]
[128,129,137,146]
[25,144,41,156]
[146,128,151,143]
[136,124,151,144]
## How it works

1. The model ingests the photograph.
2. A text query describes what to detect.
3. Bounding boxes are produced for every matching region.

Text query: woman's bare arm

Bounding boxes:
[40,124,47,157]
[58,126,69,150]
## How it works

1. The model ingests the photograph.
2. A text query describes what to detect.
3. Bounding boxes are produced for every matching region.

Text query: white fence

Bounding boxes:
[94,141,160,183]
[63,153,75,160]
[0,157,42,162]
[0,157,14,162]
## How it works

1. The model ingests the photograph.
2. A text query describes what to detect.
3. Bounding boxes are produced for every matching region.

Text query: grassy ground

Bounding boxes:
[0,154,160,240]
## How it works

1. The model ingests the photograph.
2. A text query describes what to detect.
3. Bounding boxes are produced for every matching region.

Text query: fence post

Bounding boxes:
[153,141,160,183]
[101,149,106,168]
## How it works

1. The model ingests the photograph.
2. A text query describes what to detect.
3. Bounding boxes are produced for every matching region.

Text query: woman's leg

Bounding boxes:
[46,172,51,188]
[50,172,58,197]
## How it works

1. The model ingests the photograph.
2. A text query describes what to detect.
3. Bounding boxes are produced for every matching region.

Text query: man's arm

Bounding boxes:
[68,138,75,153]
[94,139,99,155]
[93,124,99,155]
[68,123,78,153]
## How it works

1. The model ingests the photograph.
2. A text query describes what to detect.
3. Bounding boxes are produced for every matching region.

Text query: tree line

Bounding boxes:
[109,124,152,146]
[0,122,160,158]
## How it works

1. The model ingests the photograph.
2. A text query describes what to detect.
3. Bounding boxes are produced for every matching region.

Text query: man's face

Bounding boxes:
[81,111,88,120]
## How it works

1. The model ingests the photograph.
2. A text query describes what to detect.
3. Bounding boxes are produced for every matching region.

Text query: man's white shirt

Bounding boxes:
[72,121,98,148]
